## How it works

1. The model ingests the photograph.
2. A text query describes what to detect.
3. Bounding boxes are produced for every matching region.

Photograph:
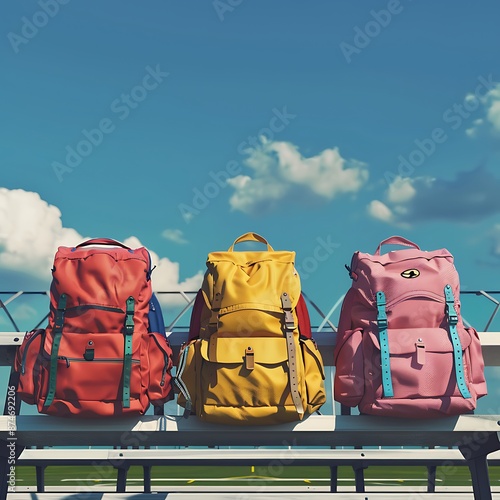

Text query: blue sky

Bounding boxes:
[1,0,500,335]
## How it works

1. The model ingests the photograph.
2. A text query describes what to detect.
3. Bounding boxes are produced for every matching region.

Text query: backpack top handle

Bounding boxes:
[228,232,274,252]
[374,236,420,255]
[74,238,132,250]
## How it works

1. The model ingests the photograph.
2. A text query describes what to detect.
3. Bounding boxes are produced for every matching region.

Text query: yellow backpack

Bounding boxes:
[176,232,326,425]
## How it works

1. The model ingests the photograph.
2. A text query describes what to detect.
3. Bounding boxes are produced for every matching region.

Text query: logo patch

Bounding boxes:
[401,269,420,279]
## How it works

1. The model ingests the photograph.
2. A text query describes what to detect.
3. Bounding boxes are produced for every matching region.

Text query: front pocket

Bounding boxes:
[301,338,326,413]
[39,332,143,405]
[147,332,174,406]
[15,329,46,405]
[199,336,300,410]
[465,327,487,398]
[333,327,364,406]
[366,327,473,400]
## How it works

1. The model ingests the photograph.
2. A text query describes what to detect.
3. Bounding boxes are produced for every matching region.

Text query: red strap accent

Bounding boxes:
[188,289,205,342]
[296,293,312,339]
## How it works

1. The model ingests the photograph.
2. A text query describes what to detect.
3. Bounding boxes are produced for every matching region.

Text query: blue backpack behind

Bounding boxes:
[148,293,166,336]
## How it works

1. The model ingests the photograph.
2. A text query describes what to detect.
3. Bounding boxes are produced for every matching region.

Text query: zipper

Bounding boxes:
[384,290,446,311]
[21,330,44,374]
[359,254,451,267]
[57,357,140,366]
[160,353,168,387]
[148,333,171,387]
[65,305,124,314]
[175,344,192,417]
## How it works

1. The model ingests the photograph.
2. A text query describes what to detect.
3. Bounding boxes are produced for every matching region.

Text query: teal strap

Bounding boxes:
[123,296,135,408]
[377,291,393,398]
[444,285,471,399]
[44,294,67,408]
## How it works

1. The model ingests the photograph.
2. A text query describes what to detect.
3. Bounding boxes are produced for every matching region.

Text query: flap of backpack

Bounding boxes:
[199,336,289,365]
[202,253,301,310]
[367,327,473,354]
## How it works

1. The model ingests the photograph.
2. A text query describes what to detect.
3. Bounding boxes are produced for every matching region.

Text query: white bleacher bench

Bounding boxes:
[2,330,500,500]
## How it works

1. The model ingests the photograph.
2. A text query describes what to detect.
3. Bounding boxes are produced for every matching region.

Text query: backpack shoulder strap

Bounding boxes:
[297,293,312,339]
[188,289,205,342]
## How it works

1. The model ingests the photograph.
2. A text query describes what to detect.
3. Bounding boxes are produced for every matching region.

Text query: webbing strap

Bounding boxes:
[281,292,304,415]
[208,291,222,334]
[444,285,471,399]
[285,330,304,415]
[123,296,135,408]
[175,344,192,418]
[44,294,67,408]
[376,291,393,398]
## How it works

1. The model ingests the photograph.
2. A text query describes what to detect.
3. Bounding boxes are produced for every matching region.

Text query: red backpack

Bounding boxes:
[15,238,174,417]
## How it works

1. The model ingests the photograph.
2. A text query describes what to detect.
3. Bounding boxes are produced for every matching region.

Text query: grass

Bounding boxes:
[12,464,500,488]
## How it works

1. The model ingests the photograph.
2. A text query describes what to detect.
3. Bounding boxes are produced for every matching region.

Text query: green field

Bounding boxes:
[12,465,500,488]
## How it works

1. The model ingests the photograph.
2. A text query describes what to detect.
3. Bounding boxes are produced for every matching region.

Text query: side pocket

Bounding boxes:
[333,328,364,407]
[175,339,199,418]
[301,338,326,414]
[15,329,46,406]
[466,327,488,398]
[147,332,174,406]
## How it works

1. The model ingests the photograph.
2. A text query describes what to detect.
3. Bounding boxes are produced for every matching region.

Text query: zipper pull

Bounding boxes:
[58,355,70,368]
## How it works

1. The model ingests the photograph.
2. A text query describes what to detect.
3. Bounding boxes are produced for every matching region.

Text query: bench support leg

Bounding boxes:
[329,466,338,493]
[459,432,500,500]
[143,465,152,493]
[427,465,437,493]
[116,465,130,493]
[36,465,46,492]
[353,464,367,493]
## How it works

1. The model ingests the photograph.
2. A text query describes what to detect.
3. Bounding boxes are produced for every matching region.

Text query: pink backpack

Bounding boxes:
[334,236,487,418]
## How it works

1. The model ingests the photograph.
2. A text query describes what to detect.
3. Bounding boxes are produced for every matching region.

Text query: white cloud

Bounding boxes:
[466,83,500,137]
[0,188,202,305]
[387,176,416,204]
[491,224,500,257]
[0,187,83,280]
[227,139,369,214]
[123,236,203,306]
[367,200,394,223]
[367,166,500,226]
[466,119,484,137]
[487,99,500,134]
[162,228,188,245]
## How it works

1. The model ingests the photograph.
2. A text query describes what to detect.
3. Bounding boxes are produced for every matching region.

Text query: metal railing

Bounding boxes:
[1,290,499,333]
